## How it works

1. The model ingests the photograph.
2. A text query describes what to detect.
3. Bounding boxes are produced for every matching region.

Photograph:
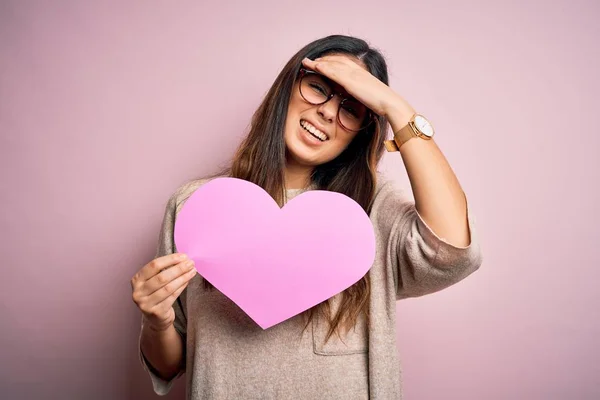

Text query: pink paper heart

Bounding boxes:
[173,177,376,329]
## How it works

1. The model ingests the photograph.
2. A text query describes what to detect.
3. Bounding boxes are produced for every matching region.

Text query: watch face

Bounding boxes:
[414,115,434,138]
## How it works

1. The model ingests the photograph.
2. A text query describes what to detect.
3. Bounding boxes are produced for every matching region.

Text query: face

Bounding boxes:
[284,55,369,168]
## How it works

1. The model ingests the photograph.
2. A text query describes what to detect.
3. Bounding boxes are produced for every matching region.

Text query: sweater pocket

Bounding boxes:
[311,313,368,356]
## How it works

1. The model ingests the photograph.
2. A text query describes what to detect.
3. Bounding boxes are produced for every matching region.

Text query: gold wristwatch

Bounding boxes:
[384,113,435,152]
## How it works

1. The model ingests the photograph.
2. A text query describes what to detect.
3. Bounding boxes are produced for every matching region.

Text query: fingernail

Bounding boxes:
[179,254,188,260]
[186,260,195,268]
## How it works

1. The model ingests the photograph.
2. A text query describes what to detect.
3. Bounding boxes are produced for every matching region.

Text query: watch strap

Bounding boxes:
[384,122,416,152]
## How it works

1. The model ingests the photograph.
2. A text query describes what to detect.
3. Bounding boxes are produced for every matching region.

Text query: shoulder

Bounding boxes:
[373,171,405,199]
[374,171,392,193]
[166,176,222,215]
[371,171,414,213]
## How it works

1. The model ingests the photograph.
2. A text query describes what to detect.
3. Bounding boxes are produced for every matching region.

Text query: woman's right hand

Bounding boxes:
[131,253,197,331]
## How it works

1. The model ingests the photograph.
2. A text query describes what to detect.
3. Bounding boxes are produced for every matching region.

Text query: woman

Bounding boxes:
[131,34,482,399]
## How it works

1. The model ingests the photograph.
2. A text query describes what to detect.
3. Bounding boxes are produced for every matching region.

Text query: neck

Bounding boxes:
[284,157,313,190]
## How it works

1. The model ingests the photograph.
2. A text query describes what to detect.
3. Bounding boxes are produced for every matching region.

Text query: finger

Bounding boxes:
[307,58,350,82]
[144,259,196,295]
[147,266,197,306]
[312,55,355,69]
[314,55,345,63]
[133,253,189,284]
[302,57,316,68]
[302,60,328,79]
[317,64,344,85]
[153,278,191,314]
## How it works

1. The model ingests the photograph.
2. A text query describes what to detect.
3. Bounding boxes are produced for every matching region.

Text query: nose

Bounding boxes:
[316,96,341,124]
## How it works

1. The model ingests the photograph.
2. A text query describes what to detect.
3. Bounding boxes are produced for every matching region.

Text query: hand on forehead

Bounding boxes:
[310,55,366,97]
[316,54,366,69]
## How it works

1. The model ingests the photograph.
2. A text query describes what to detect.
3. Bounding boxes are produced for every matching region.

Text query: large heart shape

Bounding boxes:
[173,177,376,329]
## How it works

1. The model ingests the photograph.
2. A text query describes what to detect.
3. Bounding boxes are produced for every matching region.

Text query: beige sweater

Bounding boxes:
[139,173,483,399]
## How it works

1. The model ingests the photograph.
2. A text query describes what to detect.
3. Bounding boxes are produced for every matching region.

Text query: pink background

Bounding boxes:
[1,1,598,399]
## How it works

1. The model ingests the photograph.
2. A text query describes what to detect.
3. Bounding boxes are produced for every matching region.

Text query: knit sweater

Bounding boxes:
[138,173,483,399]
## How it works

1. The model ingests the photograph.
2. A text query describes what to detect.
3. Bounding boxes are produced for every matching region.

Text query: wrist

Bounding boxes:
[143,315,174,333]
[387,107,416,133]
[385,101,416,134]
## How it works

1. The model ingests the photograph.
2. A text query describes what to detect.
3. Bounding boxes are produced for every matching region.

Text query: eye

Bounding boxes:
[309,82,328,95]
[342,104,359,118]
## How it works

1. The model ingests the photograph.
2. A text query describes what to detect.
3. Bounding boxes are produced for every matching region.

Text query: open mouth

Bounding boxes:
[300,119,329,142]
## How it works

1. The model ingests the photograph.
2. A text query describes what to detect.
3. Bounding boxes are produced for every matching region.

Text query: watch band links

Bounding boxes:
[384,122,416,152]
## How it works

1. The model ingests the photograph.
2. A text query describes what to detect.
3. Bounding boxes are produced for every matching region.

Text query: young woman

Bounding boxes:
[131,34,482,399]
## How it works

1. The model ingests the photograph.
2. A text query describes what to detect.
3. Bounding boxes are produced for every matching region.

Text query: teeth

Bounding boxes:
[301,120,328,141]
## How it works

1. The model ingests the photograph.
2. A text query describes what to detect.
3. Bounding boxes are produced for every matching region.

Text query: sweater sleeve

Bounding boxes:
[371,175,483,300]
[138,189,188,395]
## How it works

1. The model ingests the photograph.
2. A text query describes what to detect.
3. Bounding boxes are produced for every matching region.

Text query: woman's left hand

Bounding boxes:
[301,55,414,119]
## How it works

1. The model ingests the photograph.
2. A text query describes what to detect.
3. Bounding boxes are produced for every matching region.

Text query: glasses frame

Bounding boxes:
[298,68,374,133]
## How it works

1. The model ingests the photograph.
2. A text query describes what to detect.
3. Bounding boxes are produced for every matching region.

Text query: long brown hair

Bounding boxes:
[207,35,390,341]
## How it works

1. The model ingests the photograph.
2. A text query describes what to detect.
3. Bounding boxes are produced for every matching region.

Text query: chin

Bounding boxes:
[286,144,321,167]
[284,123,332,167]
